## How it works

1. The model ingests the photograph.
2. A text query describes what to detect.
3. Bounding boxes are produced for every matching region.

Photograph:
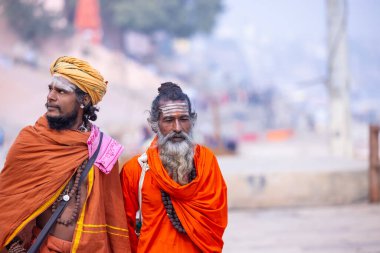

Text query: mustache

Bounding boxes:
[168,131,190,141]
[45,103,61,111]
[158,131,192,146]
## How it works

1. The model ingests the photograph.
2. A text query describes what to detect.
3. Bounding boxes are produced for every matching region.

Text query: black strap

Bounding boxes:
[27,132,104,253]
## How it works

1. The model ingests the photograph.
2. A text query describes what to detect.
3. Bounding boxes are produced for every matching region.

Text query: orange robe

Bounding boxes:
[121,140,228,253]
[0,116,131,252]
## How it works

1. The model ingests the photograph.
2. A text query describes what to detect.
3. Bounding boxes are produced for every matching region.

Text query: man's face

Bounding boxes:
[45,76,81,130]
[158,100,192,142]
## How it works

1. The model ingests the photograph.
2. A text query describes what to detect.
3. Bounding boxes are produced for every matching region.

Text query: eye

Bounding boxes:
[57,88,66,94]
[163,117,174,122]
[180,116,190,122]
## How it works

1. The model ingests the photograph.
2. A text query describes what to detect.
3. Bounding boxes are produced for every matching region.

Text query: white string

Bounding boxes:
[137,153,149,225]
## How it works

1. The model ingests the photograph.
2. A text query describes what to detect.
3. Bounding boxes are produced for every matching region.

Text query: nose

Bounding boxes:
[47,89,57,102]
[173,119,183,133]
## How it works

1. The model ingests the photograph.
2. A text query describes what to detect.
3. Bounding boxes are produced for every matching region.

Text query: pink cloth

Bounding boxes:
[87,125,124,174]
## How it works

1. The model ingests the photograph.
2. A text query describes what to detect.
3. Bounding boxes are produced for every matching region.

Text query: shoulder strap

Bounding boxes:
[135,152,149,236]
[27,132,104,253]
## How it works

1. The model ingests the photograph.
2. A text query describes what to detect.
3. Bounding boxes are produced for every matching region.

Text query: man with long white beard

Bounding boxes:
[120,82,228,253]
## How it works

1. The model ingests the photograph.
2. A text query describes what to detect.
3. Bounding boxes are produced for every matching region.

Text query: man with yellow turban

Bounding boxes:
[0,56,131,253]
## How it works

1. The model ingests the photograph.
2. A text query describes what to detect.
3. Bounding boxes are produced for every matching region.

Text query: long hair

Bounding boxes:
[75,88,99,123]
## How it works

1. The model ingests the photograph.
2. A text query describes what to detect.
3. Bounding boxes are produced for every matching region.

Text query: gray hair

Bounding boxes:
[148,82,197,132]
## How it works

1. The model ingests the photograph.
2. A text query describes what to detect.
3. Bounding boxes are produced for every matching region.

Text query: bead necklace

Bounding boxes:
[52,159,88,226]
[161,167,197,234]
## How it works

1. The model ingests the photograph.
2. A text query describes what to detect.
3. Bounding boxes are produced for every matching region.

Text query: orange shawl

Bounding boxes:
[0,116,130,252]
[121,140,227,252]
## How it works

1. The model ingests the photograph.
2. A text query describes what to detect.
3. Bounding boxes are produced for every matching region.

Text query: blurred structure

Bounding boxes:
[327,0,352,156]
[369,125,380,203]
[74,0,102,44]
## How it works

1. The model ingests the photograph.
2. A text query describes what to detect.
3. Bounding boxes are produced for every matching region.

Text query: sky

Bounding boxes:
[215,0,325,41]
[215,0,379,44]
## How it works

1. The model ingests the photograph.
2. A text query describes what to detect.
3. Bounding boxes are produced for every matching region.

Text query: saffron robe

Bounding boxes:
[121,140,228,253]
[0,116,131,252]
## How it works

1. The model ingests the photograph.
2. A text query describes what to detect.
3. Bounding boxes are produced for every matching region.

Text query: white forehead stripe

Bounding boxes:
[52,75,76,92]
[159,102,189,117]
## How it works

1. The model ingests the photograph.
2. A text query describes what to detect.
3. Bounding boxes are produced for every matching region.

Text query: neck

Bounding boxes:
[78,120,91,132]
[70,120,83,130]
[71,111,86,130]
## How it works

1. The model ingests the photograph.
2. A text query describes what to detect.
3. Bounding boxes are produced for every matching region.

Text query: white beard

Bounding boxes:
[158,130,194,185]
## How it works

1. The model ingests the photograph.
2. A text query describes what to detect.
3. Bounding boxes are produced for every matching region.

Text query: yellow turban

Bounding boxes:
[50,56,107,105]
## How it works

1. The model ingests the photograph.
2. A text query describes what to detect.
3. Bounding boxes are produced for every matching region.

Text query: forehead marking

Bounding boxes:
[51,75,76,92]
[159,102,189,117]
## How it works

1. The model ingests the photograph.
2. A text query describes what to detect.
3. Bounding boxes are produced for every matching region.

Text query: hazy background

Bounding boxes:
[1,1,380,252]
[0,0,379,163]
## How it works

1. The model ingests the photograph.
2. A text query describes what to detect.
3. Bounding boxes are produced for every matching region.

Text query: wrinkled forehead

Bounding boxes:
[49,74,76,92]
[159,100,189,117]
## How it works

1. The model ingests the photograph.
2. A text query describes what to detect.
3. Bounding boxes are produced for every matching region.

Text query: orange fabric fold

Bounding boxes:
[32,226,72,253]
[0,116,131,252]
[121,140,228,253]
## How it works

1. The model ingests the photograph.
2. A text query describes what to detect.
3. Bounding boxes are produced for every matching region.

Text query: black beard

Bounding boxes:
[46,106,80,130]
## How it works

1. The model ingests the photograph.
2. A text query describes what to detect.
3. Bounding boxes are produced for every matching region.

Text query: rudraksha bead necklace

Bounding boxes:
[52,159,88,226]
[161,167,197,233]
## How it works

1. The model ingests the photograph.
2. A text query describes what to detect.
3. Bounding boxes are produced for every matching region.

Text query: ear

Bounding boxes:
[83,94,91,107]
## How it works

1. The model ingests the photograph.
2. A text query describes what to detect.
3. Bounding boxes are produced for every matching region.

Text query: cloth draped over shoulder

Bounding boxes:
[50,56,107,105]
[88,124,124,174]
[0,116,130,252]
[147,143,228,252]
[121,138,228,252]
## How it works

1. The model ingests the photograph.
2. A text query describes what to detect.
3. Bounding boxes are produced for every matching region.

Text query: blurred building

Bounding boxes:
[74,0,103,44]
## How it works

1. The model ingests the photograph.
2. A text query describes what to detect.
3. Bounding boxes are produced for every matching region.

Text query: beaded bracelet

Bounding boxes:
[5,236,25,252]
